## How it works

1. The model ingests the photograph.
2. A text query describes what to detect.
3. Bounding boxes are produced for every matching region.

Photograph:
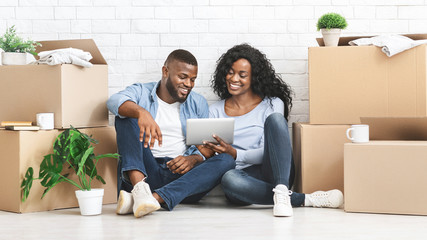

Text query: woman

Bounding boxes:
[204,44,343,217]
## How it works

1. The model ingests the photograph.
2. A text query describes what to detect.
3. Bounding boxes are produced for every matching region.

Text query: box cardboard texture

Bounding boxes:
[292,123,351,194]
[361,117,427,140]
[344,141,427,216]
[309,34,427,124]
[0,39,108,129]
[0,127,118,213]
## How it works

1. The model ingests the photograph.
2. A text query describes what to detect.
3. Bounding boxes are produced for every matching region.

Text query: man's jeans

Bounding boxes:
[115,117,235,211]
[221,113,305,207]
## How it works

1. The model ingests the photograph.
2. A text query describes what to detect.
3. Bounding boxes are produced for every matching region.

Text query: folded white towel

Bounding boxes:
[349,35,427,57]
[36,47,93,67]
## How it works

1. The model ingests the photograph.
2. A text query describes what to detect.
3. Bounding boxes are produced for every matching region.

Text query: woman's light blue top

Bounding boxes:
[209,97,284,169]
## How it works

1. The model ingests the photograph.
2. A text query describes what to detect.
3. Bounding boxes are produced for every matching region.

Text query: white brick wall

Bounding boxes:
[1,0,427,126]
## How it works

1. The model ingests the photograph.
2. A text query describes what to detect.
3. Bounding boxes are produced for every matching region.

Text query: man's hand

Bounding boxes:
[166,155,203,175]
[118,101,162,149]
[203,135,237,159]
[196,145,215,159]
[137,108,162,149]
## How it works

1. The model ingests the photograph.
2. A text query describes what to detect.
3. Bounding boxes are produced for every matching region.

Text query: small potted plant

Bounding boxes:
[317,13,348,47]
[21,127,119,216]
[0,25,41,65]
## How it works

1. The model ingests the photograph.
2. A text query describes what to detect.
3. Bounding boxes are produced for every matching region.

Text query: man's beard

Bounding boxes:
[166,76,189,103]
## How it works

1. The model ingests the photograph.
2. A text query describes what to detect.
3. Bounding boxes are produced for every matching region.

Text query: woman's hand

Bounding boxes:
[203,135,237,159]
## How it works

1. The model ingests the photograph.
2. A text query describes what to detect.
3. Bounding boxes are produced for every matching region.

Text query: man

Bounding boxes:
[107,49,235,218]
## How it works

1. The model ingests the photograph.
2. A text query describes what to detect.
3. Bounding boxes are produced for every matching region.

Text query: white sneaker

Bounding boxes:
[307,189,343,208]
[132,180,161,218]
[272,184,293,217]
[116,190,134,215]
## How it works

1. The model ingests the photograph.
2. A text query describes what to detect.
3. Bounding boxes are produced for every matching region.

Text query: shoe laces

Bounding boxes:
[273,188,292,205]
[132,179,149,196]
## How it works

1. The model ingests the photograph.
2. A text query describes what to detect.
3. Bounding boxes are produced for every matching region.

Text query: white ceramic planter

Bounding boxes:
[0,49,3,65]
[1,52,27,65]
[75,188,104,216]
[321,28,341,47]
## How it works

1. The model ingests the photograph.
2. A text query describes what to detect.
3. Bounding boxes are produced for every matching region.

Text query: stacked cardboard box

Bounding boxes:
[343,117,427,215]
[293,35,427,216]
[0,39,109,129]
[0,127,118,213]
[309,34,427,124]
[292,123,350,194]
[0,39,117,213]
[344,140,427,216]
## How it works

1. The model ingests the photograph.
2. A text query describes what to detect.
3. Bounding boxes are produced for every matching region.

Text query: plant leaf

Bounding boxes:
[95,153,119,159]
[96,175,106,184]
[39,154,66,198]
[77,146,94,176]
[21,167,34,202]
[0,25,41,53]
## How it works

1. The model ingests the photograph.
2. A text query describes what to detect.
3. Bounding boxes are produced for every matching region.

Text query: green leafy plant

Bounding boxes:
[317,13,348,31]
[0,25,41,55]
[21,127,119,202]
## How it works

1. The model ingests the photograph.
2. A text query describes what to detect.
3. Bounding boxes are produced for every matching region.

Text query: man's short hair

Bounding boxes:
[164,49,198,66]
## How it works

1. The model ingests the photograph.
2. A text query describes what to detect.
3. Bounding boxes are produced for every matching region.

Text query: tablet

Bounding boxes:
[186,118,234,145]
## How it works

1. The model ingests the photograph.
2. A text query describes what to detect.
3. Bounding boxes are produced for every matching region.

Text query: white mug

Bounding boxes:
[36,113,54,130]
[346,124,369,143]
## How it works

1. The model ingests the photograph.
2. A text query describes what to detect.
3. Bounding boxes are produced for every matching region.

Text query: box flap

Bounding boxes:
[35,39,106,65]
[316,33,427,46]
[360,117,427,140]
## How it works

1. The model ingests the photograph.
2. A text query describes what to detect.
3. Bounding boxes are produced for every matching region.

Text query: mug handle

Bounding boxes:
[346,128,354,141]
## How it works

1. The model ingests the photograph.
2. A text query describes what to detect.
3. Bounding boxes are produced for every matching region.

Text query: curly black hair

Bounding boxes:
[211,43,293,120]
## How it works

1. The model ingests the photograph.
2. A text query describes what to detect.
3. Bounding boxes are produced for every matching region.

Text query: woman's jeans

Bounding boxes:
[115,117,235,211]
[221,113,305,207]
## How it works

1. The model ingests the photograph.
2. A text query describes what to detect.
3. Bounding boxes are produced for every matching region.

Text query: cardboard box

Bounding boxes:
[0,39,108,129]
[0,127,118,213]
[292,123,351,194]
[361,117,427,140]
[309,34,427,124]
[344,141,427,215]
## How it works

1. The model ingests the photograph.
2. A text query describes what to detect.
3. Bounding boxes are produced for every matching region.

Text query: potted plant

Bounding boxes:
[317,13,348,47]
[0,25,41,65]
[21,127,119,216]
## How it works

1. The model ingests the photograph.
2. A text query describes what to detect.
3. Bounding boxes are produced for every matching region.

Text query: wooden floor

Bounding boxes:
[2,194,427,239]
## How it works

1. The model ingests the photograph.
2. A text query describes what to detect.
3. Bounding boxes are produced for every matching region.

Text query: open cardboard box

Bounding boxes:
[0,127,118,213]
[309,34,427,124]
[316,33,427,47]
[345,116,427,215]
[0,39,109,129]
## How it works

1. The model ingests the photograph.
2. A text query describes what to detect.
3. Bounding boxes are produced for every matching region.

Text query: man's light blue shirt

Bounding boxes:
[107,81,209,159]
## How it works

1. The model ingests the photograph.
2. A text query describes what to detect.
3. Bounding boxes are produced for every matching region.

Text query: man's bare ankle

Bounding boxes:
[153,192,165,204]
[128,170,146,186]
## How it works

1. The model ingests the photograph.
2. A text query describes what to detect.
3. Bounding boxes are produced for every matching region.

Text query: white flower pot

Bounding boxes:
[75,188,104,216]
[0,49,3,65]
[321,28,342,47]
[1,52,27,65]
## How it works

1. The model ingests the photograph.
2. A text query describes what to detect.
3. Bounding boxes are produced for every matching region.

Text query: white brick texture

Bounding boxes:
[2,0,427,121]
